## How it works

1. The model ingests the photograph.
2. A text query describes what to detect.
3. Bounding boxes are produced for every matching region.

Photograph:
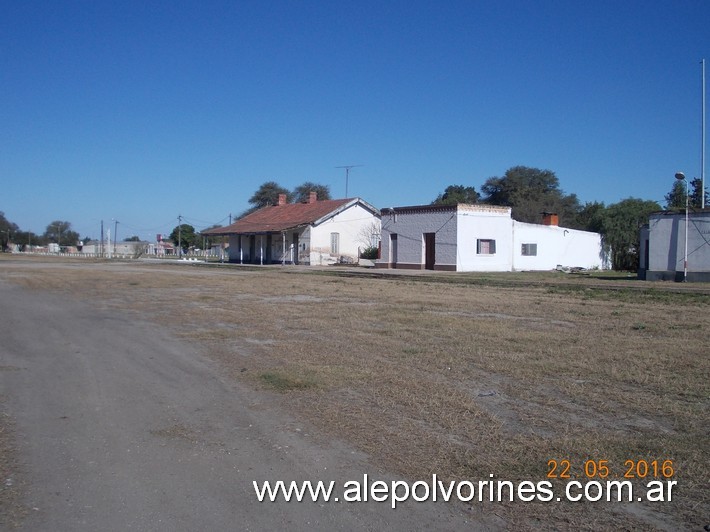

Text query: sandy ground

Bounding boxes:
[1,256,707,531]
[0,273,487,531]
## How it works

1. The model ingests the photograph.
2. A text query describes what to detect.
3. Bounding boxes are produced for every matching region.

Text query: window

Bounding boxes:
[521,243,537,256]
[476,239,496,255]
[330,232,340,255]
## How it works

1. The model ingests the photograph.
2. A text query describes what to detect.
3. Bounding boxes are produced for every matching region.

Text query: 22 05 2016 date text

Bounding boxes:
[547,459,675,480]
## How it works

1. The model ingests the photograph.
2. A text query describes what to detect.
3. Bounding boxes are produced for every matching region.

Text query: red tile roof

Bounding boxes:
[202,199,354,235]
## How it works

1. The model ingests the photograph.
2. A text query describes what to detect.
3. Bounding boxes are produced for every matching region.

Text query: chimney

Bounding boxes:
[278,193,287,206]
[308,191,318,204]
[542,212,559,226]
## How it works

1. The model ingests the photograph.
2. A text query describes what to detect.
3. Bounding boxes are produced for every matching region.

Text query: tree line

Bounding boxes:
[0,215,82,251]
[431,166,707,271]
[0,213,145,252]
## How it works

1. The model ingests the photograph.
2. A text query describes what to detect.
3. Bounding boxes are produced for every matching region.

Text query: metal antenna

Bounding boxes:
[336,165,363,198]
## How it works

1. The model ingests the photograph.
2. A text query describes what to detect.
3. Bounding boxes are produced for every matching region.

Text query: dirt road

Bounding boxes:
[0,277,477,531]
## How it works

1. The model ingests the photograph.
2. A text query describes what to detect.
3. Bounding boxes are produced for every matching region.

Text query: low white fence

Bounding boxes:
[12,251,226,260]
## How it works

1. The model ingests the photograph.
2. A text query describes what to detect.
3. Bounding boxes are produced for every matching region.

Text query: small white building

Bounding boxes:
[377,203,605,272]
[639,209,710,282]
[203,192,380,265]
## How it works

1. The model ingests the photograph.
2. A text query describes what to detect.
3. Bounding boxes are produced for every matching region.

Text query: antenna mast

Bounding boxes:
[336,165,363,198]
[702,58,706,209]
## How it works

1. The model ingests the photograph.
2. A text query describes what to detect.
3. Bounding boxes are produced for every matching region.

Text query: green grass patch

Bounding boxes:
[258,370,318,392]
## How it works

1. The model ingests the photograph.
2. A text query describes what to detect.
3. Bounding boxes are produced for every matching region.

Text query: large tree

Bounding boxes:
[0,212,19,250]
[480,166,581,226]
[576,201,606,234]
[664,177,708,210]
[600,198,661,271]
[292,182,331,203]
[665,180,686,210]
[43,220,79,247]
[169,223,198,253]
[689,178,708,209]
[432,184,480,205]
[248,181,292,210]
[12,230,40,250]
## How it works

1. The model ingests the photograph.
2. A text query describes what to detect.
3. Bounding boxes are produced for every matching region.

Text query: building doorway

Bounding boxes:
[424,232,435,270]
[390,233,398,267]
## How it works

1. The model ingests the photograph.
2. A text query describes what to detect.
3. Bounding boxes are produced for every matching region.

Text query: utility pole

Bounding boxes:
[178,215,182,258]
[100,220,104,257]
[113,219,119,255]
[336,165,363,198]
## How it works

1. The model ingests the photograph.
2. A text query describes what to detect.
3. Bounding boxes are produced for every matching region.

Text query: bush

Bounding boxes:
[359,246,379,259]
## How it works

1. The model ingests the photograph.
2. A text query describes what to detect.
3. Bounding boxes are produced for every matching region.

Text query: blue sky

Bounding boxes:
[2,0,708,241]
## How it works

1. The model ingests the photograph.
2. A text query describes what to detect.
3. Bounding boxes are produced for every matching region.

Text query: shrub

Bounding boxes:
[359,246,379,259]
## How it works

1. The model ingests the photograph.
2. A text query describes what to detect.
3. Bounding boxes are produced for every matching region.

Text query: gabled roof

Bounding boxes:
[202,198,378,235]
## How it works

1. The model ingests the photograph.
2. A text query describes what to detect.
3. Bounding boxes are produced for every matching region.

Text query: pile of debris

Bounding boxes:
[555,265,589,275]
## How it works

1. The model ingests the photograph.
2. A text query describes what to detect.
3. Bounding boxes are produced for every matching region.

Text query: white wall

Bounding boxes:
[310,203,380,265]
[456,206,513,271]
[512,222,604,271]
[380,207,458,268]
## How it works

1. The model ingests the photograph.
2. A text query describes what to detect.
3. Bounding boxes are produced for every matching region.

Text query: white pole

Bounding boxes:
[702,58,706,209]
[684,183,689,281]
[282,232,286,266]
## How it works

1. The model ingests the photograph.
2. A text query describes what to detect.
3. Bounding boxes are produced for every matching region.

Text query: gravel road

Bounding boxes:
[0,277,482,531]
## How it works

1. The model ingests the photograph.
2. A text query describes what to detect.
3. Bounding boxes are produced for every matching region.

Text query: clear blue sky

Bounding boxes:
[2,0,708,241]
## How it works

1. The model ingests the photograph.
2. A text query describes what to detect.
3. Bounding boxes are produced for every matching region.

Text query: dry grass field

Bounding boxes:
[1,255,708,530]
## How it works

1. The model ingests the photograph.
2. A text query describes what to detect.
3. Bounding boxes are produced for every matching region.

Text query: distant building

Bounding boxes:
[639,210,710,282]
[203,192,380,265]
[80,240,150,257]
[377,204,606,272]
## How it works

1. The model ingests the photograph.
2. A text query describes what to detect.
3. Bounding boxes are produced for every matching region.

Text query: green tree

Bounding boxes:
[13,230,40,250]
[292,182,331,203]
[248,181,292,210]
[123,235,141,242]
[432,185,480,205]
[0,212,19,250]
[664,180,686,210]
[43,221,79,247]
[480,166,581,226]
[576,201,606,233]
[601,198,660,271]
[169,224,198,253]
[664,177,708,210]
[689,178,708,208]
[234,181,294,219]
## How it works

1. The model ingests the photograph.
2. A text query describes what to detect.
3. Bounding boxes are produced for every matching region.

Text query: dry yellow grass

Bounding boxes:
[2,256,708,530]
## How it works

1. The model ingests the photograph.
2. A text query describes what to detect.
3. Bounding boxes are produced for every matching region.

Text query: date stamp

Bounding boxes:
[547,459,675,480]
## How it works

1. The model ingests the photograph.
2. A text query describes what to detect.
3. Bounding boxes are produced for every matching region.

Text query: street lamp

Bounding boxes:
[674,172,689,282]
